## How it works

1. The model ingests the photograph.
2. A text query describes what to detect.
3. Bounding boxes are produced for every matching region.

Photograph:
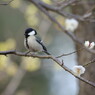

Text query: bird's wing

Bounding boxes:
[36,35,42,42]
[36,36,47,51]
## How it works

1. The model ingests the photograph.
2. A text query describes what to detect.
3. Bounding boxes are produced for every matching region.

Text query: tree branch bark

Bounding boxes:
[0,50,95,88]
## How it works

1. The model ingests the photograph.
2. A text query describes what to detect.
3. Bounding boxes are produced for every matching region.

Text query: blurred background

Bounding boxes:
[0,0,84,95]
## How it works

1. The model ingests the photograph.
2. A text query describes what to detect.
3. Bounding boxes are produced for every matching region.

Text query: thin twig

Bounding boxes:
[0,0,14,5]
[39,0,85,21]
[57,0,79,10]
[38,0,92,21]
[56,47,84,58]
[83,58,95,67]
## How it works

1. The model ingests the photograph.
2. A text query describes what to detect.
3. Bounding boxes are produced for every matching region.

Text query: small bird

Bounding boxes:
[24,28,50,55]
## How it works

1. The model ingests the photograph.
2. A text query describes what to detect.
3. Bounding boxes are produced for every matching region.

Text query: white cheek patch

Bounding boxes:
[28,31,35,35]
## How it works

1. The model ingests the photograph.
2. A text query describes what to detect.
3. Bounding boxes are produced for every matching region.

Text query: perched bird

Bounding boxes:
[24,28,50,55]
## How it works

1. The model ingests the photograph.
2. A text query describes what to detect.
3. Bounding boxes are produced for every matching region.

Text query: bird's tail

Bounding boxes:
[44,51,51,55]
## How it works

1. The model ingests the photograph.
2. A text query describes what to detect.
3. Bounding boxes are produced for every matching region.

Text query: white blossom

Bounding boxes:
[84,41,89,47]
[89,42,95,49]
[65,18,79,32]
[84,41,95,49]
[72,65,85,76]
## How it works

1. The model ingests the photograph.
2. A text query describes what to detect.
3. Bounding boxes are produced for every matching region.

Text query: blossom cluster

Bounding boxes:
[84,41,95,49]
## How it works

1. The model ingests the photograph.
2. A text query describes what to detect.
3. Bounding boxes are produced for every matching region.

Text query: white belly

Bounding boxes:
[24,36,43,52]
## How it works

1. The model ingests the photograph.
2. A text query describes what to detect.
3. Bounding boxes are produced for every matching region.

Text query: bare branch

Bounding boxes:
[55,0,79,10]
[38,0,85,21]
[28,0,95,55]
[57,47,84,58]
[0,50,95,88]
[83,58,95,67]
[0,0,14,5]
[35,0,93,21]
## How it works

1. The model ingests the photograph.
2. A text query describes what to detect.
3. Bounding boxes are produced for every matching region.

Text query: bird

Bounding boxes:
[24,28,50,55]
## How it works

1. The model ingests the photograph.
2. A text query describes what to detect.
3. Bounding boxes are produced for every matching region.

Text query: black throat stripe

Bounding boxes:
[26,38,29,49]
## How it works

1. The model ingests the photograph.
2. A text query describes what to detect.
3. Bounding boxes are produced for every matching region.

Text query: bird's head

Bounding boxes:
[24,28,37,38]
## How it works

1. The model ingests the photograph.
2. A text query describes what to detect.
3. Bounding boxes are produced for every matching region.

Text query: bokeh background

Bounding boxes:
[0,0,79,95]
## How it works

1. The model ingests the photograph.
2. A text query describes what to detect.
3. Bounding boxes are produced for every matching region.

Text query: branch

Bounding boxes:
[83,58,95,67]
[29,0,95,55]
[56,0,79,9]
[39,0,85,21]
[56,47,84,58]
[0,0,14,5]
[0,50,95,88]
[37,0,93,21]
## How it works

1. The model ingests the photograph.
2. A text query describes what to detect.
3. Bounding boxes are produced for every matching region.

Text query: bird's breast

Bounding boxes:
[26,36,43,52]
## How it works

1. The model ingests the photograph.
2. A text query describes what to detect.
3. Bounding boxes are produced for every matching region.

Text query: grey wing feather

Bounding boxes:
[36,36,51,55]
[36,38,47,51]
